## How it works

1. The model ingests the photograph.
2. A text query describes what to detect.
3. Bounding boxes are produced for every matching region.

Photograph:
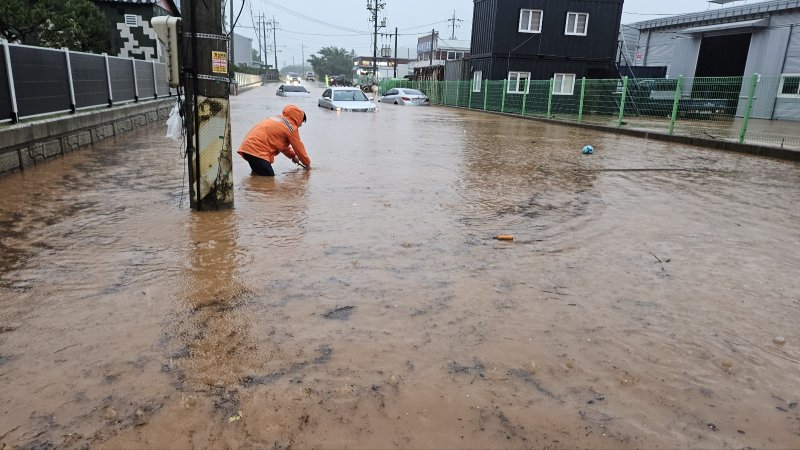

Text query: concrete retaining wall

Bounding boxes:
[0,100,175,177]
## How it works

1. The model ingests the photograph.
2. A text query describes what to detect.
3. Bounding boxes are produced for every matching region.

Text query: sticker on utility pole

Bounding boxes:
[212,51,228,74]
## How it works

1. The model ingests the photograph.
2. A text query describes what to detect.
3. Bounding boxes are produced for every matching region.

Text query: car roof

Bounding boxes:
[329,87,361,91]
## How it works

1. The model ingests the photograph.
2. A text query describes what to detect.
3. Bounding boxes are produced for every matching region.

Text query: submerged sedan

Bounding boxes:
[276,85,310,97]
[318,87,377,112]
[379,88,429,105]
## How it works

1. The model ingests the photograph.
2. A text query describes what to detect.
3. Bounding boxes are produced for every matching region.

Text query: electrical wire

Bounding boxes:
[228,0,247,36]
[261,0,368,34]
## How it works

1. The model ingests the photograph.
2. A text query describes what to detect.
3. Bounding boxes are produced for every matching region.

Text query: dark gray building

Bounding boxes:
[469,0,624,95]
[621,0,800,120]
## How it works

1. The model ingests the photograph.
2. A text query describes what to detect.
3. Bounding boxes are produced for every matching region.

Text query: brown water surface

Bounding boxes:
[1,85,799,449]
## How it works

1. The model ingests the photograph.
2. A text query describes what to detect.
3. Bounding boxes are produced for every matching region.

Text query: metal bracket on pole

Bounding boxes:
[63,48,76,113]
[3,40,19,123]
[197,74,233,83]
[184,32,229,41]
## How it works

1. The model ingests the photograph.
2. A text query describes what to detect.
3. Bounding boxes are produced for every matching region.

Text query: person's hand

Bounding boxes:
[291,156,299,164]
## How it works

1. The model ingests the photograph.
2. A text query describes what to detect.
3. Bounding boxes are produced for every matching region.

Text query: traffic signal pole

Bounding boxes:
[183,0,234,210]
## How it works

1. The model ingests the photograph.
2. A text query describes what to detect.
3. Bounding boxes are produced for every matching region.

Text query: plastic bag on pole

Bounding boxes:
[165,102,183,141]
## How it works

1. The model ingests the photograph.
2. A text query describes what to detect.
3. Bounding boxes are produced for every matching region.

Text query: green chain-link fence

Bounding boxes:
[380,75,800,150]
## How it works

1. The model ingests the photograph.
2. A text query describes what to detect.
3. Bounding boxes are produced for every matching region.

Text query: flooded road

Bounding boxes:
[1,84,800,449]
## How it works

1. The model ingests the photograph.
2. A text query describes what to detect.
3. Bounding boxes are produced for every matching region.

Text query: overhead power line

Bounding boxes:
[262,0,368,34]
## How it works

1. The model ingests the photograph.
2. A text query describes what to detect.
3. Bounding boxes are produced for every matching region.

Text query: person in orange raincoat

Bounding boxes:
[238,104,311,176]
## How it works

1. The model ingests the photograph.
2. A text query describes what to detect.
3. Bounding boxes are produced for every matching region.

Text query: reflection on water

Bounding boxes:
[0,85,799,448]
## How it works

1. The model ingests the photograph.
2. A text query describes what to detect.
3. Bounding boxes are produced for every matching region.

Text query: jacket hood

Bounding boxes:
[282,105,305,127]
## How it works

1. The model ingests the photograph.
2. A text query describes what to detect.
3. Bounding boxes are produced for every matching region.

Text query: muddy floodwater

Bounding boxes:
[1,85,800,449]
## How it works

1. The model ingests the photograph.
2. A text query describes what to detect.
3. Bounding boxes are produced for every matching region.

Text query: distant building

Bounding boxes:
[410,33,470,76]
[93,0,179,61]
[621,0,800,120]
[353,55,412,81]
[232,33,253,67]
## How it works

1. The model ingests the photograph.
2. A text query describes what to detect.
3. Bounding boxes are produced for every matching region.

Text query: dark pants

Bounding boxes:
[242,153,274,176]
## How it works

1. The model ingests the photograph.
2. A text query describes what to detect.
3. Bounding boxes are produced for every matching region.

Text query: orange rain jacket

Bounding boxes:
[238,105,311,167]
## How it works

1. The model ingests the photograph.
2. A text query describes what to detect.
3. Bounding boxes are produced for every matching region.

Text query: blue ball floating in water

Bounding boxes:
[582,145,594,154]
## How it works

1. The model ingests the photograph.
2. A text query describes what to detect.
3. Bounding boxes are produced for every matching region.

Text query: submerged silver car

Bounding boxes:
[318,87,377,112]
[379,88,429,105]
[276,84,310,97]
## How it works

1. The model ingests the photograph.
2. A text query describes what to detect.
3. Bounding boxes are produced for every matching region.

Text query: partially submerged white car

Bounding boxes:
[276,84,310,97]
[318,87,377,112]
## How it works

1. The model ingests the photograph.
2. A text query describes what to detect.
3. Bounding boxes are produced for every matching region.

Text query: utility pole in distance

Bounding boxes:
[367,0,386,79]
[182,0,234,210]
[447,10,463,40]
[393,27,398,78]
[430,29,436,66]
[268,16,279,71]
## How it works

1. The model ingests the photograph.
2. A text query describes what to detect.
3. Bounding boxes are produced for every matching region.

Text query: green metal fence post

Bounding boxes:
[444,81,449,106]
[578,77,586,124]
[456,81,460,107]
[501,80,507,113]
[469,80,473,109]
[739,73,759,144]
[547,78,554,119]
[483,79,488,111]
[522,80,529,116]
[617,76,629,128]
[668,76,683,135]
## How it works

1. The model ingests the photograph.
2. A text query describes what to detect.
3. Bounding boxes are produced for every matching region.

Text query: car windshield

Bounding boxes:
[401,89,424,96]
[333,90,368,101]
[283,86,308,92]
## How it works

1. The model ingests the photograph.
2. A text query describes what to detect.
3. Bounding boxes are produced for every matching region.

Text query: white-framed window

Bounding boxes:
[565,12,589,36]
[472,71,483,92]
[778,74,800,98]
[519,9,543,33]
[553,73,576,95]
[508,71,531,94]
[447,51,464,60]
[124,14,139,27]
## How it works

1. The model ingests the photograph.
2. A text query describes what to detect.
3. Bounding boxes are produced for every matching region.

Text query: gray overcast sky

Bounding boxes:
[229,0,755,70]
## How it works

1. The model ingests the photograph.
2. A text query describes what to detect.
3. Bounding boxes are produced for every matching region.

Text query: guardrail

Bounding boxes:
[235,73,263,88]
[382,75,800,150]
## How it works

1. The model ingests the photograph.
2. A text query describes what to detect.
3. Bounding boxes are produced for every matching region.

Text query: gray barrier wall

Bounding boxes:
[70,52,110,109]
[0,40,170,123]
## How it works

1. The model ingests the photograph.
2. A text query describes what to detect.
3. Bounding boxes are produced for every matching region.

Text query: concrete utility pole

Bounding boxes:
[393,27,398,78]
[430,29,436,66]
[269,17,279,70]
[183,0,234,210]
[447,10,463,40]
[261,15,268,72]
[301,43,305,75]
[367,0,386,79]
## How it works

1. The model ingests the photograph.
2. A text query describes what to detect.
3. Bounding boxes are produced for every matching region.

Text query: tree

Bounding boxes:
[0,0,108,53]
[307,46,356,79]
[251,48,261,64]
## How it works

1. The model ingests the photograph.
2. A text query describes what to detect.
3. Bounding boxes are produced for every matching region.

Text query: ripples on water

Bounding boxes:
[1,85,799,448]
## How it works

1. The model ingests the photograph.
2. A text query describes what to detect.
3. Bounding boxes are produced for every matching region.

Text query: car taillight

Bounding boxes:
[401,97,411,101]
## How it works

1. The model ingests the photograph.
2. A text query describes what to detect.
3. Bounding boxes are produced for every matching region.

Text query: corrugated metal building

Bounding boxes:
[624,0,800,120]
[469,0,624,88]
